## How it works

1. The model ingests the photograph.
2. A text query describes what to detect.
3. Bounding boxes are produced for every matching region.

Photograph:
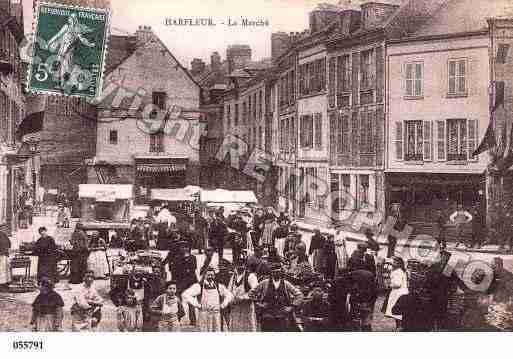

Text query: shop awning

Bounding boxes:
[151,188,198,202]
[136,163,187,173]
[200,189,257,203]
[79,184,133,200]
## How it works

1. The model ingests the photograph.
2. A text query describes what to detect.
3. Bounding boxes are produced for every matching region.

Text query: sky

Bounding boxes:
[22,0,350,68]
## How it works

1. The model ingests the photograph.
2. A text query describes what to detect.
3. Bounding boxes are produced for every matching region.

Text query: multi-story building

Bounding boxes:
[90,26,201,204]
[385,0,513,232]
[0,0,26,233]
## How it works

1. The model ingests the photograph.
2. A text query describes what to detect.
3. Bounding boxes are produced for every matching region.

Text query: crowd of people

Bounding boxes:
[0,200,511,332]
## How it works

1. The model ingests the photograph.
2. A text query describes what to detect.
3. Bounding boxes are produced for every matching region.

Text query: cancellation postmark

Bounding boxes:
[27,2,111,98]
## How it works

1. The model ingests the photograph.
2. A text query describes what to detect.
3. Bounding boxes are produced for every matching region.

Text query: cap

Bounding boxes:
[269,262,283,271]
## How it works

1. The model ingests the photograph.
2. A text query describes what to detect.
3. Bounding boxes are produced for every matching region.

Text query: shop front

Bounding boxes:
[385,172,486,224]
[134,156,188,204]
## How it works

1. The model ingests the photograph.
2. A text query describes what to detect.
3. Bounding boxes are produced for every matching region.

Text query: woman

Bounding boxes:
[384,256,409,330]
[87,232,109,279]
[71,270,103,331]
[309,229,325,273]
[228,263,258,331]
[260,207,278,250]
[31,277,64,332]
[33,227,59,284]
[69,222,90,284]
[0,230,11,289]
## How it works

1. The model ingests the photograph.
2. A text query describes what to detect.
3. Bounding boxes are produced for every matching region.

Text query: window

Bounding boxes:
[289,117,295,152]
[328,57,336,108]
[339,113,350,154]
[152,92,166,110]
[337,55,351,94]
[358,174,369,209]
[299,58,326,96]
[300,115,314,148]
[360,49,374,90]
[359,111,375,154]
[234,103,239,126]
[331,173,352,214]
[258,126,262,149]
[405,62,423,97]
[305,167,317,208]
[448,59,467,95]
[109,130,118,145]
[314,113,322,149]
[405,121,423,161]
[447,119,467,161]
[150,131,164,152]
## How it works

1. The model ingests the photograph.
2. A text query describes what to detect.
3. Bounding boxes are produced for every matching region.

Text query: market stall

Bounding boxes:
[78,184,133,237]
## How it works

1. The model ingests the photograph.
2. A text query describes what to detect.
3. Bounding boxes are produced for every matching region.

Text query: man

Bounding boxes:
[471,207,484,249]
[249,262,303,332]
[199,247,218,277]
[246,246,270,280]
[309,229,325,273]
[450,204,473,248]
[272,220,289,257]
[127,219,145,252]
[348,243,376,276]
[193,210,208,254]
[208,214,228,259]
[33,227,59,285]
[151,281,185,332]
[344,269,378,331]
[392,283,434,331]
[69,222,90,284]
[182,267,232,332]
[172,242,198,325]
[71,270,103,331]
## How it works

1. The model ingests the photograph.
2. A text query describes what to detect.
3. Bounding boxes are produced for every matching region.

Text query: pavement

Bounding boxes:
[0,213,508,332]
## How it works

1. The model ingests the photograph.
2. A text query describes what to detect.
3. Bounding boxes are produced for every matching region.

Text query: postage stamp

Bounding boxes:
[27,1,111,98]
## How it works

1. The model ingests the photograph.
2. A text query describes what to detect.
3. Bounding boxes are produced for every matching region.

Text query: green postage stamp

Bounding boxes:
[27,2,111,98]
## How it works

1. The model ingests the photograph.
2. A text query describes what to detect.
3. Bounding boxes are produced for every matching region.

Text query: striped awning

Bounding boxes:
[136,163,186,173]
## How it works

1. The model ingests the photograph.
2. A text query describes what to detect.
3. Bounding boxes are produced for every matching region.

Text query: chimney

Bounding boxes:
[226,44,252,74]
[211,51,221,72]
[135,25,154,45]
[309,3,340,33]
[271,32,291,62]
[339,9,361,35]
[190,58,206,76]
[360,2,399,29]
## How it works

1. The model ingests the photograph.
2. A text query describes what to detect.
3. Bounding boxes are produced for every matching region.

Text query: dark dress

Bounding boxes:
[392,293,434,331]
[69,229,89,284]
[33,236,59,284]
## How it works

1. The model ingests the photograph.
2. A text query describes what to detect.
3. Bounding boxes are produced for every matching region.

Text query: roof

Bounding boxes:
[105,34,137,74]
[104,29,201,89]
[412,0,513,37]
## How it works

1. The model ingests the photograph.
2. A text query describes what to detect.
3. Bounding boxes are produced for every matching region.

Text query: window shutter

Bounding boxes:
[437,120,446,161]
[359,111,366,153]
[423,121,432,161]
[349,174,357,210]
[315,113,322,149]
[468,119,478,162]
[394,122,404,160]
[369,174,376,209]
[317,167,327,209]
[308,115,314,147]
[352,52,360,106]
[300,116,305,147]
[330,112,336,162]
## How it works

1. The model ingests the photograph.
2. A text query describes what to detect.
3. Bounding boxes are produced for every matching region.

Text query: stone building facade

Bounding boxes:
[90,26,201,204]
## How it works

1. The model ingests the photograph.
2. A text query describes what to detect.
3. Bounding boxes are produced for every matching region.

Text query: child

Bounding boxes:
[151,282,185,332]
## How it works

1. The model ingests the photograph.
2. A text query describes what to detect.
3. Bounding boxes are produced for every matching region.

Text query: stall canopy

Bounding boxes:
[200,189,257,203]
[151,186,199,202]
[79,184,133,202]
